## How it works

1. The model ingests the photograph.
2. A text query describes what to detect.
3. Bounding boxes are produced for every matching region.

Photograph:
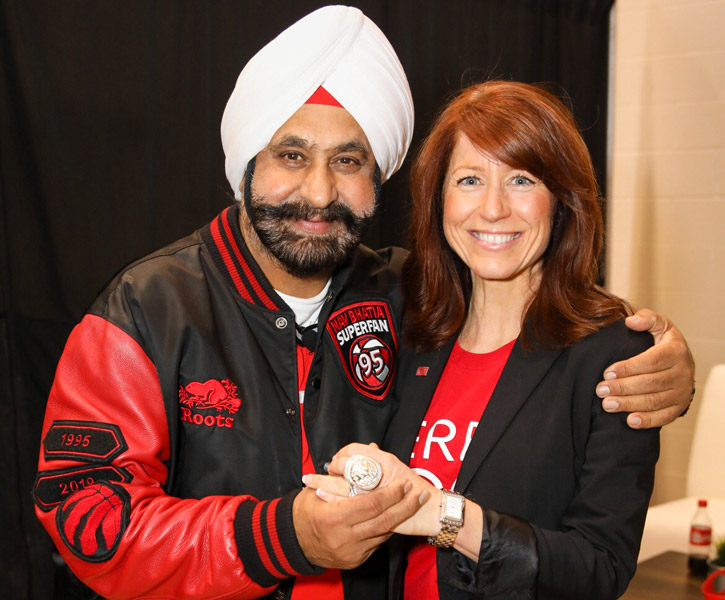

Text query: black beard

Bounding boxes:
[246,195,375,278]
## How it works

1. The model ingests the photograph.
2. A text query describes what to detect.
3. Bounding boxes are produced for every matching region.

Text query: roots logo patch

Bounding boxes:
[326,301,397,400]
[56,481,130,562]
[179,378,241,429]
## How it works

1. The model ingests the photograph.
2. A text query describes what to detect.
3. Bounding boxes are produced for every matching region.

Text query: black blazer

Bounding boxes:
[385,320,659,600]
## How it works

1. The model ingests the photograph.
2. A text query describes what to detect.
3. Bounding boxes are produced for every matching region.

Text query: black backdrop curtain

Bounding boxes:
[0,1,614,597]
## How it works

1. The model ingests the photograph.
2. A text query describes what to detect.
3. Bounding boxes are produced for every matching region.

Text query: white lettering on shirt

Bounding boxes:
[460,421,478,461]
[423,419,455,461]
[416,419,480,462]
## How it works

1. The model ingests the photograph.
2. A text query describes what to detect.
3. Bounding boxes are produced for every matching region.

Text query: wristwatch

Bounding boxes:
[427,489,465,548]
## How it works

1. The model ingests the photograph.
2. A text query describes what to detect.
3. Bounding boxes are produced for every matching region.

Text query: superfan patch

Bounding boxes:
[326,301,397,400]
[56,481,130,562]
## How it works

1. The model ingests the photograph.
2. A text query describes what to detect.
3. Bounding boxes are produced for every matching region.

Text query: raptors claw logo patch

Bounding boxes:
[326,301,397,401]
[56,481,130,562]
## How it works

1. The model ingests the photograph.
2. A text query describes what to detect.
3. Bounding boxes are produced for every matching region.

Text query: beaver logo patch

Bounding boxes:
[326,301,397,400]
[179,379,241,429]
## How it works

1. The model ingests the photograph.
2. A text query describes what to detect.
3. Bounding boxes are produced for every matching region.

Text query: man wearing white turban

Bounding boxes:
[33,5,694,600]
[34,7,420,600]
[221,4,413,197]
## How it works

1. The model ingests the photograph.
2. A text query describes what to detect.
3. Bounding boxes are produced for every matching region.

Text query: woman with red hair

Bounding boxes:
[315,81,659,599]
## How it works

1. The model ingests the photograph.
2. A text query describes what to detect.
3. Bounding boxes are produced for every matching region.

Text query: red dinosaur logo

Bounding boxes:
[178,379,241,429]
[57,481,130,562]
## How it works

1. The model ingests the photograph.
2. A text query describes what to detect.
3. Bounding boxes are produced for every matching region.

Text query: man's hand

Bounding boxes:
[292,479,422,569]
[597,308,695,429]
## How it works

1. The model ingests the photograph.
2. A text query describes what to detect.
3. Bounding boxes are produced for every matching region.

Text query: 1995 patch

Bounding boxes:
[325,301,397,401]
[43,420,127,463]
[56,481,130,562]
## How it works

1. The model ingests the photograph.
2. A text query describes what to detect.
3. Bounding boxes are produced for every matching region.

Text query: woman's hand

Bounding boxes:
[329,443,414,491]
[301,472,353,500]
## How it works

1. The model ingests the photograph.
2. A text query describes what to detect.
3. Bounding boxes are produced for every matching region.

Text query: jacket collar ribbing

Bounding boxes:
[202,204,282,311]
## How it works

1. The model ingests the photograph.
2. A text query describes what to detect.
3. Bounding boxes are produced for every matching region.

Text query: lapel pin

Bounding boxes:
[415,366,429,376]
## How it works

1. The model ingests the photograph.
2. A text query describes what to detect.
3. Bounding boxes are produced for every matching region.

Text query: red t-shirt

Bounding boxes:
[291,345,345,600]
[404,339,515,599]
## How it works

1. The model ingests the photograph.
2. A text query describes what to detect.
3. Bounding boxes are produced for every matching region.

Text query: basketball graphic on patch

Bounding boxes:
[350,335,392,391]
[326,301,398,401]
[56,481,130,562]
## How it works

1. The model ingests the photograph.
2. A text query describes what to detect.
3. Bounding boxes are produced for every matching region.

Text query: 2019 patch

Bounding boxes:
[56,481,130,562]
[325,301,397,401]
[33,464,132,512]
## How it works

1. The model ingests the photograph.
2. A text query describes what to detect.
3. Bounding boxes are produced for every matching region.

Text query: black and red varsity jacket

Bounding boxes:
[33,204,405,599]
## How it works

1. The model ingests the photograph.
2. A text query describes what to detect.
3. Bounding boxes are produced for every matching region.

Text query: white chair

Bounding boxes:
[638,364,725,562]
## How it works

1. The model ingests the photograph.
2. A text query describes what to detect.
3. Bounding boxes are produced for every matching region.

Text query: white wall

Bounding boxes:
[608,0,725,503]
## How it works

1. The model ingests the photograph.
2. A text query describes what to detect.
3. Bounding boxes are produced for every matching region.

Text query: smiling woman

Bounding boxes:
[404,80,627,354]
[442,134,554,298]
[309,80,660,600]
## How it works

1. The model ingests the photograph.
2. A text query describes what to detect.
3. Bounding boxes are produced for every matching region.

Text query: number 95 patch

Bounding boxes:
[325,301,397,401]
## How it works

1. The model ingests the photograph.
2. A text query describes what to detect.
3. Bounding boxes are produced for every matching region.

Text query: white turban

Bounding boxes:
[221,5,414,199]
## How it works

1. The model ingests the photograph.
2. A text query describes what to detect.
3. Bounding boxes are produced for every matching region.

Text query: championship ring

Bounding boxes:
[343,455,383,491]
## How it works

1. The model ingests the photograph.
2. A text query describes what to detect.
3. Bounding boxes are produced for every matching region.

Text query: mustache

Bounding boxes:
[250,197,370,233]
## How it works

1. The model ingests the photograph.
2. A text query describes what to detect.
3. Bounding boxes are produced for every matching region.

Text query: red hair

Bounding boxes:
[403,81,630,352]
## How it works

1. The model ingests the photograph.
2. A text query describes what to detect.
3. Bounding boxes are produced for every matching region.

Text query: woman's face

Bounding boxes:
[442,133,554,288]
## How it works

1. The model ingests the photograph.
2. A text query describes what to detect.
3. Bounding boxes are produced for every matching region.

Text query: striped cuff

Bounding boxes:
[234,490,323,587]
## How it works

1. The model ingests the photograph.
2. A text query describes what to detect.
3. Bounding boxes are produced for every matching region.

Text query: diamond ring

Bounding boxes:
[343,454,383,491]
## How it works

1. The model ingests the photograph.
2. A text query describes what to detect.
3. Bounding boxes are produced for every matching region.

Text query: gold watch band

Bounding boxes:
[427,489,464,548]
[427,521,460,548]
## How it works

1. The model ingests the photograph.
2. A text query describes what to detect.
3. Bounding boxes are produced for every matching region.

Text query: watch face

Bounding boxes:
[445,494,464,520]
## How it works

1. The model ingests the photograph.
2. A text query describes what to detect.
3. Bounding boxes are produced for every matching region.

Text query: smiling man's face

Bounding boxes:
[241,103,377,282]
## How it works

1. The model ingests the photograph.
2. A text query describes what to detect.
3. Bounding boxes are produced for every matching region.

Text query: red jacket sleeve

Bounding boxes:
[33,315,318,599]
